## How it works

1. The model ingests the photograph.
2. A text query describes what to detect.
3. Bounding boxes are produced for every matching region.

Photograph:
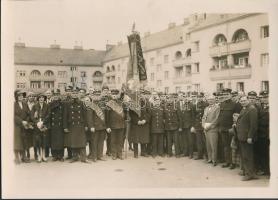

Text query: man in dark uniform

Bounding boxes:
[48,89,65,161]
[191,92,207,160]
[86,89,107,162]
[149,95,165,158]
[236,95,258,181]
[218,88,241,168]
[255,91,270,176]
[164,95,181,157]
[63,89,90,163]
[106,89,126,160]
[177,92,195,157]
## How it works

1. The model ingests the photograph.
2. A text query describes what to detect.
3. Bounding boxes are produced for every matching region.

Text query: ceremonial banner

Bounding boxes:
[85,101,105,122]
[106,100,124,118]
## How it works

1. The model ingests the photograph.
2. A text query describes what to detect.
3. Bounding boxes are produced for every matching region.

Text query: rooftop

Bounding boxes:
[14,45,106,66]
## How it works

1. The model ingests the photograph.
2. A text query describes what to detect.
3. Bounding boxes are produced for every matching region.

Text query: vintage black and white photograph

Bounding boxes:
[2,0,278,198]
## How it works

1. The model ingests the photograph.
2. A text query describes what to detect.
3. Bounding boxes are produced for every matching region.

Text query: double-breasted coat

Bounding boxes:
[149,106,165,134]
[177,101,195,129]
[63,99,87,148]
[48,100,64,150]
[163,102,180,131]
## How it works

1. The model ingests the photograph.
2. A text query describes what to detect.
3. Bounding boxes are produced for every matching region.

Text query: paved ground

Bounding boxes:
[3,147,271,198]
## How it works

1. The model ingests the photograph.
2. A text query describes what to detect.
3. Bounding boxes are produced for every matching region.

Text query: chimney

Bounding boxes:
[106,44,115,51]
[50,40,60,49]
[144,31,151,37]
[168,22,176,29]
[73,41,83,50]
[14,42,25,47]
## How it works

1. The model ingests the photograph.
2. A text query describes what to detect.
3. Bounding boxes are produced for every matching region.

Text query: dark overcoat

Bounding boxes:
[48,100,64,150]
[177,101,195,129]
[129,106,150,144]
[63,99,87,148]
[14,101,29,151]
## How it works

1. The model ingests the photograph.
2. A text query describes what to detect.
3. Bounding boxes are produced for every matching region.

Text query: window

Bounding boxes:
[30,81,41,89]
[44,81,54,89]
[117,65,121,71]
[70,66,77,71]
[111,76,116,84]
[219,58,228,68]
[118,77,121,84]
[261,81,269,91]
[195,63,200,73]
[16,70,26,77]
[70,77,77,83]
[216,83,224,92]
[228,82,232,89]
[111,65,115,71]
[186,49,191,57]
[185,65,191,76]
[107,77,110,84]
[193,41,199,52]
[236,82,244,92]
[58,71,67,78]
[175,67,183,78]
[80,71,86,77]
[156,64,162,72]
[44,70,54,77]
[16,83,26,89]
[261,53,269,66]
[151,73,154,81]
[30,70,41,77]
[232,29,249,42]
[93,71,102,77]
[175,87,181,93]
[157,80,162,87]
[193,84,200,92]
[106,66,110,72]
[164,71,169,80]
[58,83,66,88]
[175,51,182,59]
[150,57,155,65]
[165,87,169,94]
[261,25,269,38]
[164,55,169,63]
[233,53,249,68]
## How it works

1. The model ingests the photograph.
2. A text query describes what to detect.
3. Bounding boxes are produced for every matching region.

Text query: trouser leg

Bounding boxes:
[195,131,204,158]
[166,131,173,156]
[240,142,255,177]
[188,131,194,157]
[173,131,180,156]
[97,131,106,159]
[221,131,232,164]
[134,143,138,157]
[152,133,158,156]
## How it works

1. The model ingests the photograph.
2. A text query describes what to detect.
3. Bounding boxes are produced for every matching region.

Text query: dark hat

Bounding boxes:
[37,93,47,101]
[191,91,198,96]
[102,85,109,91]
[247,91,257,97]
[212,91,221,96]
[65,85,73,92]
[231,91,238,97]
[111,89,120,95]
[14,89,27,100]
[93,89,101,95]
[259,90,269,98]
[197,92,204,98]
[52,88,61,95]
[221,88,232,94]
[79,88,86,93]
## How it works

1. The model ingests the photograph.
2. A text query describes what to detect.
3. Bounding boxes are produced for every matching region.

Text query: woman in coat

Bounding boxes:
[14,90,30,164]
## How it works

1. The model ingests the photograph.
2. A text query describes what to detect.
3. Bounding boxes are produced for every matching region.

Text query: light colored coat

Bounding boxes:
[202,104,220,132]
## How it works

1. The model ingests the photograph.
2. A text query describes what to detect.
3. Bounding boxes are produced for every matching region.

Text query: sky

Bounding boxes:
[7,0,276,51]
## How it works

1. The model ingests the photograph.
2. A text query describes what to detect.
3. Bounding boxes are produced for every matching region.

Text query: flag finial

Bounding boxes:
[132,22,136,33]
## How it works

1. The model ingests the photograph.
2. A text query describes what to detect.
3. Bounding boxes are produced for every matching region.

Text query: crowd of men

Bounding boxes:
[14,85,270,181]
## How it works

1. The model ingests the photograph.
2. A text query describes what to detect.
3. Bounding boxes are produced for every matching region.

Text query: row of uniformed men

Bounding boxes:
[13,87,269,177]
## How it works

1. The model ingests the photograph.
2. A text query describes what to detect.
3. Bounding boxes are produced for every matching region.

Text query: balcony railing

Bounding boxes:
[209,40,251,57]
[209,65,252,81]
[173,75,191,84]
[29,75,56,81]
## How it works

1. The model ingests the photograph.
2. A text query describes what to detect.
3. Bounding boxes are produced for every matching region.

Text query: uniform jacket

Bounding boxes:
[236,103,258,142]
[218,99,241,131]
[106,99,126,129]
[177,100,194,129]
[192,100,207,131]
[86,100,107,131]
[163,102,180,131]
[258,104,269,138]
[149,106,165,133]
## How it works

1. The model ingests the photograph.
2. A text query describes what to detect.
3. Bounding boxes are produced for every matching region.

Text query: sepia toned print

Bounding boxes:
[2,0,278,198]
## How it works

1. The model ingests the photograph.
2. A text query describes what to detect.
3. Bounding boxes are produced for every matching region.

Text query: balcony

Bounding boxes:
[229,40,251,54]
[209,65,252,81]
[209,40,251,57]
[29,75,56,81]
[172,58,185,67]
